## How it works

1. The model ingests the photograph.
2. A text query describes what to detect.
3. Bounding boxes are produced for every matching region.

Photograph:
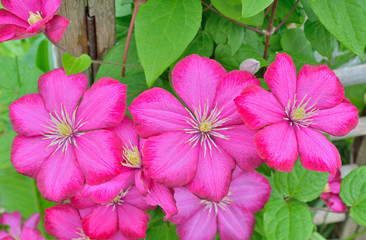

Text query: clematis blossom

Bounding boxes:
[168,168,271,240]
[0,212,44,240]
[235,53,358,175]
[129,54,263,203]
[71,181,151,240]
[82,116,178,220]
[10,69,127,202]
[321,169,346,212]
[0,0,69,43]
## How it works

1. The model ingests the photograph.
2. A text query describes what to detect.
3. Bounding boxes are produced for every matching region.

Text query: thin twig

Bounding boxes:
[308,207,347,213]
[273,0,300,33]
[121,1,141,77]
[201,1,266,35]
[263,0,278,60]
[256,3,274,30]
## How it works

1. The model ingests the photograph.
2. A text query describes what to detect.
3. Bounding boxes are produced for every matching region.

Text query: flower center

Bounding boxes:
[200,193,233,215]
[284,94,318,128]
[28,11,42,25]
[322,183,331,193]
[106,187,131,211]
[42,105,86,153]
[184,101,232,155]
[72,228,90,240]
[122,141,142,168]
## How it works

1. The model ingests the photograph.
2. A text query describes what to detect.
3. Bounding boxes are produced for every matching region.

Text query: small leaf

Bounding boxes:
[274,161,329,202]
[307,0,366,60]
[135,0,202,87]
[263,199,314,240]
[241,0,274,18]
[62,52,91,75]
[304,20,336,59]
[340,166,366,226]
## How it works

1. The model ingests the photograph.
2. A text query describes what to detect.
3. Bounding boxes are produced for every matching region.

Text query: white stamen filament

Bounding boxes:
[72,228,90,240]
[199,192,233,215]
[106,186,131,211]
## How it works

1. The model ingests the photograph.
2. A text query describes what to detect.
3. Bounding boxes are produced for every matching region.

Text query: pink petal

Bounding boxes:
[134,169,150,196]
[70,191,97,209]
[0,212,21,236]
[74,130,122,185]
[213,124,264,170]
[168,187,202,224]
[123,186,153,211]
[11,135,55,178]
[1,236,15,240]
[0,9,28,27]
[234,85,285,130]
[145,182,178,220]
[25,16,48,33]
[9,93,50,137]
[296,64,344,110]
[176,207,217,240]
[255,122,298,172]
[186,145,235,203]
[264,52,297,108]
[172,54,226,113]
[109,116,139,148]
[82,205,118,239]
[327,195,347,212]
[297,127,341,175]
[44,203,82,239]
[76,78,126,131]
[37,147,84,202]
[311,102,358,136]
[129,88,191,138]
[2,0,40,20]
[44,15,69,43]
[0,232,8,238]
[329,181,341,194]
[23,213,41,230]
[41,0,62,17]
[214,70,260,126]
[230,170,271,212]
[117,203,150,239]
[38,69,87,116]
[82,169,134,204]
[110,231,130,240]
[20,228,44,240]
[217,205,255,240]
[0,24,17,42]
[143,131,199,187]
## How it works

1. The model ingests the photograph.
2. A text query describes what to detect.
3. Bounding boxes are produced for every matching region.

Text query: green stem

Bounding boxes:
[345,228,366,240]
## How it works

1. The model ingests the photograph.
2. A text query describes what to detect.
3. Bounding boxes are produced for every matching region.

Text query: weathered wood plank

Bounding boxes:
[335,64,366,87]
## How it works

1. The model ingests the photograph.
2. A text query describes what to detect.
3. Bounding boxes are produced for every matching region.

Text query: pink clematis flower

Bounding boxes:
[0,0,69,43]
[235,53,359,175]
[168,168,271,240]
[9,69,127,202]
[70,181,151,240]
[0,212,44,240]
[82,116,178,220]
[320,169,346,212]
[129,54,263,203]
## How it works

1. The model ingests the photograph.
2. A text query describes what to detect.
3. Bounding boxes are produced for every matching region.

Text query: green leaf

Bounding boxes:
[35,39,50,73]
[304,20,336,59]
[0,56,42,105]
[285,51,318,72]
[281,28,313,59]
[135,0,202,87]
[205,14,244,55]
[96,36,142,81]
[146,208,178,240]
[340,166,366,226]
[211,0,264,26]
[263,199,314,240]
[276,0,304,24]
[307,0,366,60]
[274,161,329,202]
[62,52,91,75]
[0,130,16,169]
[241,0,274,18]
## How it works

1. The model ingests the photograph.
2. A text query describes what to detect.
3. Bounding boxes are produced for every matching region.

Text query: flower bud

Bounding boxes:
[239,59,260,74]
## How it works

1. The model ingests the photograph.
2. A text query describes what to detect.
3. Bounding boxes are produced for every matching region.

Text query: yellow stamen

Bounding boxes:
[323,183,331,193]
[122,141,142,168]
[200,121,212,133]
[291,107,307,121]
[28,11,42,25]
[57,123,73,137]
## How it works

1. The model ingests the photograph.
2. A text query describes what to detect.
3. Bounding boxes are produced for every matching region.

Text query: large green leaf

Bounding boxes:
[304,20,336,59]
[241,0,273,18]
[274,161,329,202]
[340,166,366,226]
[135,0,202,87]
[307,0,366,60]
[281,29,313,59]
[0,130,16,169]
[146,208,178,240]
[263,199,314,240]
[211,0,264,26]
